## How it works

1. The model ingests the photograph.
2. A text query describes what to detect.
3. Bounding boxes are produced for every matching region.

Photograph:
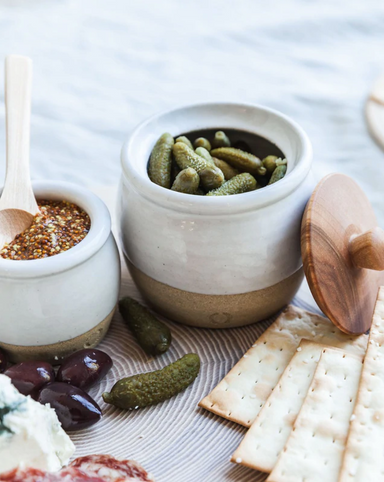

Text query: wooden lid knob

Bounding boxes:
[349,227,384,271]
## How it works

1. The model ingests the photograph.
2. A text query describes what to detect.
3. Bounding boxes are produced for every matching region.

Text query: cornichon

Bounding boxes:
[199,166,225,192]
[195,147,214,165]
[102,354,200,410]
[210,147,266,176]
[212,157,239,180]
[262,155,279,174]
[262,156,287,174]
[173,143,224,190]
[268,164,287,185]
[119,297,171,356]
[193,137,211,151]
[212,130,231,148]
[207,173,257,196]
[175,136,193,150]
[171,167,200,194]
[148,133,174,189]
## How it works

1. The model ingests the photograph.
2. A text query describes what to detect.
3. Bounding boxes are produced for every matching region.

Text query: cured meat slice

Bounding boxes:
[70,455,154,482]
[0,455,153,482]
[0,466,104,481]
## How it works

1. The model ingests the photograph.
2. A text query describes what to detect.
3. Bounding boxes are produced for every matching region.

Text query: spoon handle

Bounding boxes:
[0,55,38,214]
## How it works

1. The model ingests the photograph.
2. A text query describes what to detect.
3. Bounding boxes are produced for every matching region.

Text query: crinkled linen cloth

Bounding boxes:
[0,1,383,481]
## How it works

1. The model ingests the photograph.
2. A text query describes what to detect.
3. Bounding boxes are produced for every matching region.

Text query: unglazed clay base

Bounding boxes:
[0,307,115,364]
[127,259,304,328]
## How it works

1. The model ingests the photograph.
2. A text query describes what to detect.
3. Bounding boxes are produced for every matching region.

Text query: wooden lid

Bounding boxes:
[301,173,384,334]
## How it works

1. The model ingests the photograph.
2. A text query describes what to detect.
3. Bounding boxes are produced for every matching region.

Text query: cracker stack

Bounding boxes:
[198,299,384,481]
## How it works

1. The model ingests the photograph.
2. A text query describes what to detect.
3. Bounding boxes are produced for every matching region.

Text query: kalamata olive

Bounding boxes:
[0,348,7,373]
[57,348,113,391]
[38,382,102,431]
[5,361,55,399]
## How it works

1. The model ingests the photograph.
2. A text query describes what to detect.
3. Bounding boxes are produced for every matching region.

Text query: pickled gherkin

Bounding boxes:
[119,297,171,356]
[193,137,211,151]
[276,158,287,167]
[212,157,239,180]
[262,155,279,174]
[173,142,206,172]
[102,354,200,410]
[199,166,225,192]
[148,133,174,188]
[195,147,215,165]
[173,143,224,190]
[262,156,287,174]
[175,136,193,150]
[268,164,287,185]
[207,173,257,196]
[210,147,266,176]
[171,167,200,194]
[212,131,231,148]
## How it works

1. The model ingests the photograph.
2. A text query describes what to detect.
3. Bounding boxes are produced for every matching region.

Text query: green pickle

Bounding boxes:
[119,297,171,356]
[262,156,287,174]
[212,157,239,180]
[171,167,200,194]
[173,143,224,190]
[199,166,225,192]
[207,173,257,196]
[193,137,211,151]
[148,133,174,189]
[268,164,287,185]
[262,155,279,174]
[212,131,231,148]
[102,354,200,410]
[210,147,266,176]
[195,147,215,165]
[175,136,193,150]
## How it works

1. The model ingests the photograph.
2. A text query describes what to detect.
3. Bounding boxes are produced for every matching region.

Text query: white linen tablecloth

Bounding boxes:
[0,1,383,481]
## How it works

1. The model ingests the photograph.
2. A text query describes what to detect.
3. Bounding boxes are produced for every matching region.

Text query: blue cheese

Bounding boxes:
[0,374,75,473]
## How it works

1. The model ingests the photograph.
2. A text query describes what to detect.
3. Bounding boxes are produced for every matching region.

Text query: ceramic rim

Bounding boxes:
[121,102,313,215]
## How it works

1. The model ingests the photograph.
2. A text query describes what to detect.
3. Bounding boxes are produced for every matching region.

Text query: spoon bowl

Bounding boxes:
[0,209,34,250]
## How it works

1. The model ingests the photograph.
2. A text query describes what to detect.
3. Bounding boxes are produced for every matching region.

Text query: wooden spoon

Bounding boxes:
[0,55,39,250]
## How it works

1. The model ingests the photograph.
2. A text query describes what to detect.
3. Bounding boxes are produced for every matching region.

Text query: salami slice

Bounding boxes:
[69,455,154,482]
[0,455,153,482]
[0,466,104,482]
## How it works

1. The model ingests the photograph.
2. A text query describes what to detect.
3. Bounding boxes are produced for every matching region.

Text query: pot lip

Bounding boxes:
[121,101,313,214]
[0,180,111,278]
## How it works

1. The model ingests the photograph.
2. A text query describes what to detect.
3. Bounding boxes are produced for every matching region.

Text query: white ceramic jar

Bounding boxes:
[118,103,314,328]
[0,181,120,362]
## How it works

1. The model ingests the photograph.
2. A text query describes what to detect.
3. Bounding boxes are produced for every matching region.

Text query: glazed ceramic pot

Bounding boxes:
[118,103,314,328]
[0,181,120,363]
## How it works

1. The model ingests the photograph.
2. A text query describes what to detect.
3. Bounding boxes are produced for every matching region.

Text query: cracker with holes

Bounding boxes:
[232,340,330,472]
[199,305,368,427]
[339,287,384,482]
[267,347,363,482]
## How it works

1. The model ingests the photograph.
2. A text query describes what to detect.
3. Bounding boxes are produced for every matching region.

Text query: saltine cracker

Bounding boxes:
[199,306,368,427]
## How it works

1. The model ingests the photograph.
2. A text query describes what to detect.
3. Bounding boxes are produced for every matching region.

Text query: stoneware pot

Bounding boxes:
[0,181,121,363]
[118,102,314,328]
